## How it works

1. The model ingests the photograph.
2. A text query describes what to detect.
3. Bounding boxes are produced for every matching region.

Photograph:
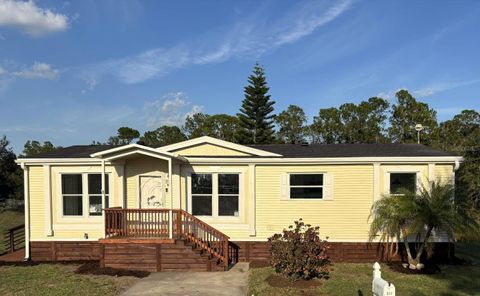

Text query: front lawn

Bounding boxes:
[0,263,138,296]
[248,243,480,296]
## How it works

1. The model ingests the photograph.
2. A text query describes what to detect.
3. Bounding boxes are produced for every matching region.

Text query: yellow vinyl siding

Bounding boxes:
[125,156,168,209]
[29,166,45,240]
[255,164,373,241]
[173,143,251,156]
[435,164,454,184]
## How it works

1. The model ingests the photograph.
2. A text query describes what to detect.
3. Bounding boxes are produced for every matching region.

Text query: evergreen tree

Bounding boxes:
[388,90,437,144]
[237,63,276,144]
[275,105,307,144]
[0,136,23,201]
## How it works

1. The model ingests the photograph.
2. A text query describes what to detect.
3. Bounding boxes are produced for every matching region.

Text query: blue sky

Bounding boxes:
[1,0,479,153]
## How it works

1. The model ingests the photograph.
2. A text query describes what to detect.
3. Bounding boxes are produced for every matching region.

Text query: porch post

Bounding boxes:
[101,160,106,207]
[22,163,30,260]
[168,158,173,239]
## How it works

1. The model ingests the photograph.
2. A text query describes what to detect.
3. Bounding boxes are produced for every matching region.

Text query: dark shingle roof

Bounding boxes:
[20,145,118,158]
[21,143,458,159]
[249,143,457,158]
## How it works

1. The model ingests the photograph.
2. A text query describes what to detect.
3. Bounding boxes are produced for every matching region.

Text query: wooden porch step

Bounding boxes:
[101,238,227,272]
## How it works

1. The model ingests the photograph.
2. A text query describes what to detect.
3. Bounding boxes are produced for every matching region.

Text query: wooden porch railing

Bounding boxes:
[2,224,25,254]
[104,208,233,268]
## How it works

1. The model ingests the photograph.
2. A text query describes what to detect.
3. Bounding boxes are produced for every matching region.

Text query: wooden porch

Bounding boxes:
[101,208,239,272]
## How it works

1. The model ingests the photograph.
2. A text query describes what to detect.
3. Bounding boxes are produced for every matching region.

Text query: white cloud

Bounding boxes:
[82,0,352,87]
[0,0,69,37]
[13,62,59,79]
[0,65,6,76]
[144,92,203,128]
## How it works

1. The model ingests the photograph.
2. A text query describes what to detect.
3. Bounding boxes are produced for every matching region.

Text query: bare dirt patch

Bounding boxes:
[266,274,323,288]
[75,261,150,278]
[249,260,270,268]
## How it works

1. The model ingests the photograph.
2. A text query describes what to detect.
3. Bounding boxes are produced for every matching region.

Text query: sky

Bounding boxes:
[0,0,479,153]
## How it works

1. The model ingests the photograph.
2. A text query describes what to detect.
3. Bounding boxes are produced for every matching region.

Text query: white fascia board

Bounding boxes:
[184,156,464,164]
[90,144,180,159]
[15,158,105,165]
[156,136,282,157]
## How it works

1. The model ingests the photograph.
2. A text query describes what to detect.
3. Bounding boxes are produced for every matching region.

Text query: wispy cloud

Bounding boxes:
[81,0,352,88]
[13,62,59,80]
[412,79,480,97]
[144,92,203,128]
[377,79,480,100]
[0,0,69,37]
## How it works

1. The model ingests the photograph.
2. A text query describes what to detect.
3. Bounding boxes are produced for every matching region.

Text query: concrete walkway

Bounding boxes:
[121,262,249,296]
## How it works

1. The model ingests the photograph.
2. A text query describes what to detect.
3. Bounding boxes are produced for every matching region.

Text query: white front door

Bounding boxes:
[139,176,164,208]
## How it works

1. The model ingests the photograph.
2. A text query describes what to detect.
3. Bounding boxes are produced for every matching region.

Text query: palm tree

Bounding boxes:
[369,181,479,269]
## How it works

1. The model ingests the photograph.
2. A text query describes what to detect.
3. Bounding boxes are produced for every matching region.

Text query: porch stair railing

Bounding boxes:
[104,208,232,268]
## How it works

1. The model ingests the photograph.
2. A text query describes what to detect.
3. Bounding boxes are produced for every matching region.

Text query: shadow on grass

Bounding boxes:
[0,260,150,278]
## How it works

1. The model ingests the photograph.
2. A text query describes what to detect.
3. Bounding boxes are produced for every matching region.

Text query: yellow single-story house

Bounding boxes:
[16,136,462,271]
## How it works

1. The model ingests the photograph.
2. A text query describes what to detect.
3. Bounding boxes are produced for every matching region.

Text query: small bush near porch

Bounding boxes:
[247,243,480,296]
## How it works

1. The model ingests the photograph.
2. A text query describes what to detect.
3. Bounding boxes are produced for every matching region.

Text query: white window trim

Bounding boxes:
[56,172,113,223]
[386,170,420,196]
[287,172,325,200]
[187,169,245,222]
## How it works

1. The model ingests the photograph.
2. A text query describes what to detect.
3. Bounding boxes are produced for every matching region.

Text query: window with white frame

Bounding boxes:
[88,174,109,216]
[190,173,240,217]
[191,173,213,216]
[62,174,83,216]
[61,173,110,217]
[389,173,416,194]
[289,174,324,199]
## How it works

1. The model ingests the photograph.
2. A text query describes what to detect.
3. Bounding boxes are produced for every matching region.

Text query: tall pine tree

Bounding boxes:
[237,63,276,144]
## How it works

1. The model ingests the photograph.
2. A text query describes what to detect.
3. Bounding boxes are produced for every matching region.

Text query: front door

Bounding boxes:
[139,176,164,208]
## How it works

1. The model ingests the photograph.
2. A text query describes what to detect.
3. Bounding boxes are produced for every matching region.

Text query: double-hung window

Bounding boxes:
[62,174,83,216]
[190,173,240,217]
[218,174,239,216]
[289,174,324,199]
[88,174,109,216]
[191,174,213,216]
[61,173,110,217]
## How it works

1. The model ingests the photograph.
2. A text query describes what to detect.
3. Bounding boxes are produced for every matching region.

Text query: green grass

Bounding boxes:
[0,210,24,254]
[0,263,137,296]
[248,244,480,296]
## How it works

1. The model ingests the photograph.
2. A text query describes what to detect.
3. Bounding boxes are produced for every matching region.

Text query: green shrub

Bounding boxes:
[268,219,331,281]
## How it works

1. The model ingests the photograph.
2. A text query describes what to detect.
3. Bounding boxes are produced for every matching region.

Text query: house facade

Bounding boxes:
[16,136,462,271]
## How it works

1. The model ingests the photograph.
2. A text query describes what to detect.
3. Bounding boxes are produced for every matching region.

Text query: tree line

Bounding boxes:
[0,63,479,213]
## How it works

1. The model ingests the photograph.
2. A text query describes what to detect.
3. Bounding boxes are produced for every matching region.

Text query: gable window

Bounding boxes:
[390,173,416,194]
[289,174,323,199]
[190,173,240,217]
[60,173,111,217]
[62,174,83,216]
[88,174,109,216]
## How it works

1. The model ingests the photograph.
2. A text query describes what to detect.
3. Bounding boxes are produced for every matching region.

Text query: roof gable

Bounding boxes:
[157,136,282,157]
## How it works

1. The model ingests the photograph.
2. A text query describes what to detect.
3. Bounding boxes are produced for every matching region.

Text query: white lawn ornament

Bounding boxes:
[372,262,395,296]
